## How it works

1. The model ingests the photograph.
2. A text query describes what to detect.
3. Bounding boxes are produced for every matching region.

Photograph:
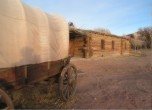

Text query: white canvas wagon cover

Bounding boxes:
[0,0,69,69]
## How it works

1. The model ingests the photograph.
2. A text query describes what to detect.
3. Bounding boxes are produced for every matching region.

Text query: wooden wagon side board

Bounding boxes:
[0,59,65,89]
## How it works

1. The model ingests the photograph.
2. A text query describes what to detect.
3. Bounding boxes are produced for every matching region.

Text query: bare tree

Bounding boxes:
[130,38,144,50]
[137,27,152,49]
[94,28,111,34]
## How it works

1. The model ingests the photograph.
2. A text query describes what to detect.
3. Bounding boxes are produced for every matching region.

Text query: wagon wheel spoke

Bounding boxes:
[66,81,75,99]
[65,86,70,99]
[63,82,69,92]
[71,68,77,82]
[63,73,68,85]
[68,67,76,84]
[69,83,74,96]
[62,83,69,99]
[63,79,71,99]
[67,68,71,83]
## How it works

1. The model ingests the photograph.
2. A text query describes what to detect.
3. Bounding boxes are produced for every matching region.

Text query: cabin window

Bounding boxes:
[112,41,115,50]
[101,40,105,50]
[125,42,127,50]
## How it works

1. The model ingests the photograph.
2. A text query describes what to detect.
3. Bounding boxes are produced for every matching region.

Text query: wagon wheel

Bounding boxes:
[59,64,77,101]
[0,89,14,109]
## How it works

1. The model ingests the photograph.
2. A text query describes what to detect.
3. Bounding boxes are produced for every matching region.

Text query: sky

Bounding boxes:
[22,0,152,35]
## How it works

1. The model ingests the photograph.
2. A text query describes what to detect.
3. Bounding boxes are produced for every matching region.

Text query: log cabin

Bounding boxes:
[69,29,131,58]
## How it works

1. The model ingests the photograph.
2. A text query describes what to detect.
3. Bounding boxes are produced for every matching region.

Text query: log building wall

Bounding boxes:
[69,29,131,58]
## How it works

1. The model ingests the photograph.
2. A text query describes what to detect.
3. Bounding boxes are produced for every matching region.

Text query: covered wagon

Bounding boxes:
[0,0,77,109]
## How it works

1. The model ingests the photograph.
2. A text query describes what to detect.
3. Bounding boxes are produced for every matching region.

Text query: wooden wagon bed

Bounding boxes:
[0,59,65,90]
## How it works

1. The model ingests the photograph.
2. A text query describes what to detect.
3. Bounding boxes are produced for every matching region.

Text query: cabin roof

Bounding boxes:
[70,28,128,40]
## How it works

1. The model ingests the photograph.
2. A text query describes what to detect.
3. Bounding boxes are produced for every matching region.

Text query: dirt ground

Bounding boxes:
[71,50,152,109]
[14,50,152,109]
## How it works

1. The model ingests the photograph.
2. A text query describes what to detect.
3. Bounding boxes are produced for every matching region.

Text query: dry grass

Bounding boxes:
[13,78,77,109]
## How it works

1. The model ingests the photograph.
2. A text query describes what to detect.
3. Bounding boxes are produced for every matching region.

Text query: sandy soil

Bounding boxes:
[71,50,152,109]
[13,50,152,109]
